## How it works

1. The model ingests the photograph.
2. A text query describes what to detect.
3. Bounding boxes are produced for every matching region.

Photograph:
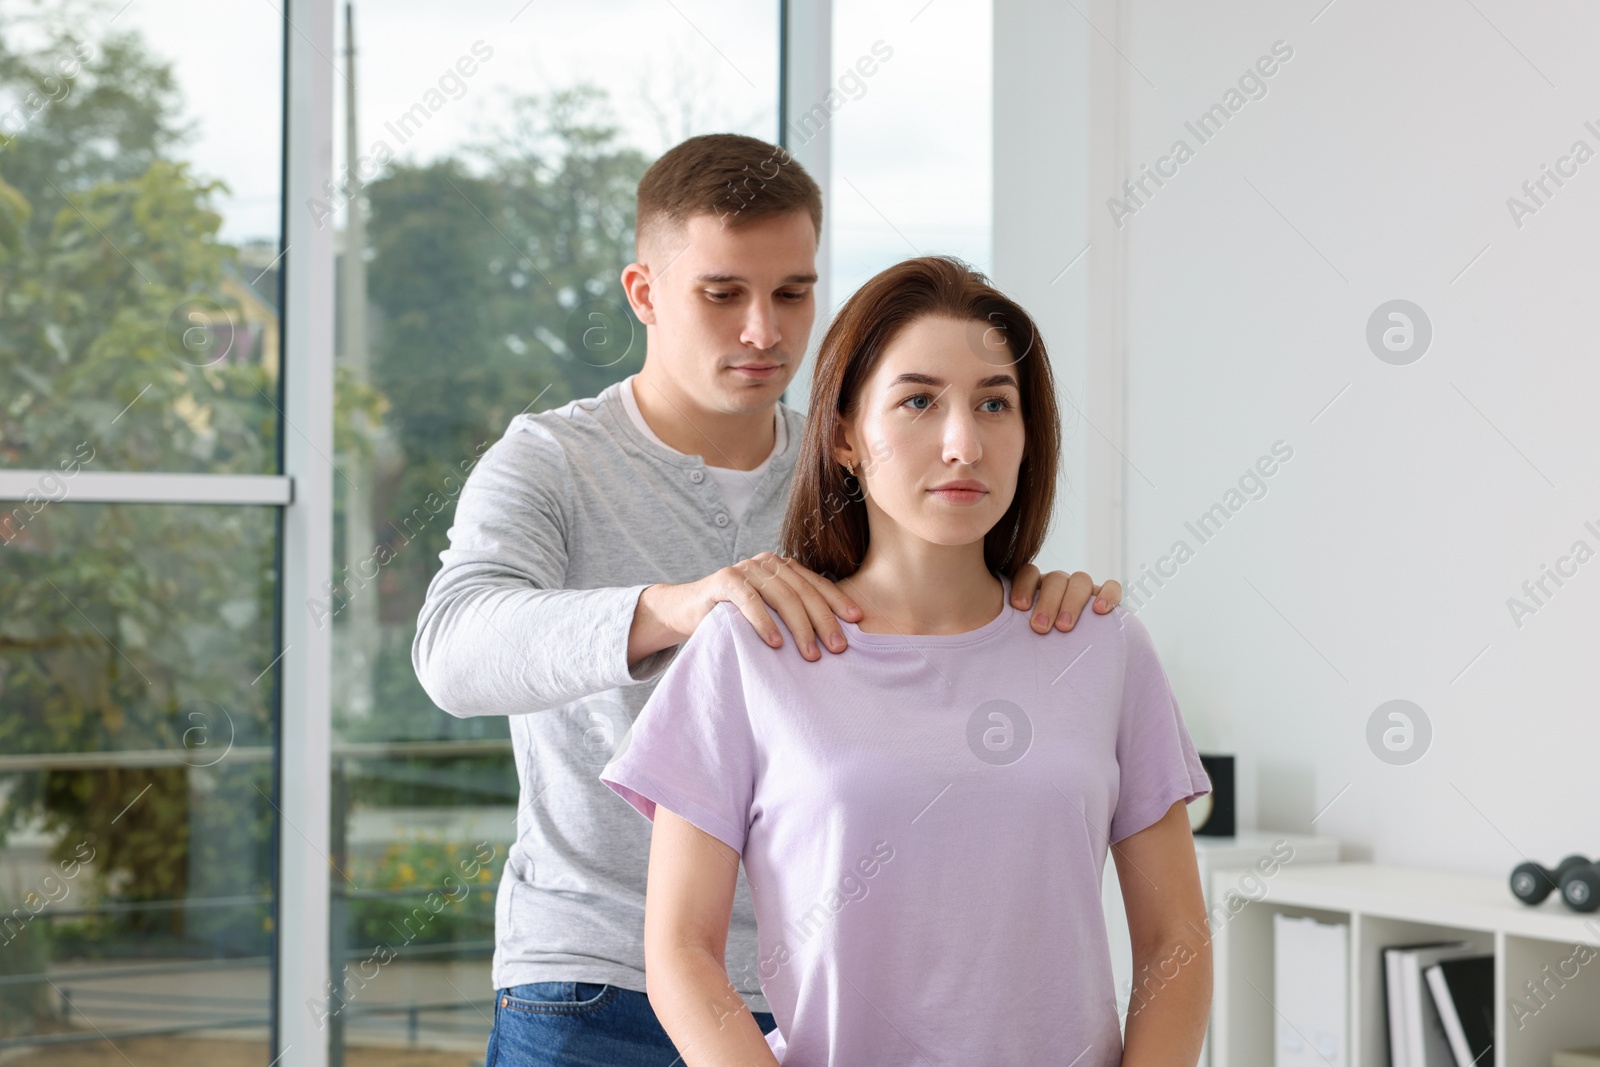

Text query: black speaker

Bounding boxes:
[1190,753,1235,837]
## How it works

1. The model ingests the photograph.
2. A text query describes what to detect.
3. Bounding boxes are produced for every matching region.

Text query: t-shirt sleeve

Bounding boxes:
[1108,607,1213,844]
[599,602,759,855]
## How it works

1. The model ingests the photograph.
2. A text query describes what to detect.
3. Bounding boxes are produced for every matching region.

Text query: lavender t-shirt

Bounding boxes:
[599,571,1211,1066]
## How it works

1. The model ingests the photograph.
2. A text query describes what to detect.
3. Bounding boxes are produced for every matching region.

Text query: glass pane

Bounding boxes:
[0,501,278,1064]
[326,2,780,1059]
[0,1,284,474]
[830,0,992,295]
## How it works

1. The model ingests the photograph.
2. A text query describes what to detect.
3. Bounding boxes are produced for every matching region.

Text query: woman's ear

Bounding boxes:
[830,419,858,470]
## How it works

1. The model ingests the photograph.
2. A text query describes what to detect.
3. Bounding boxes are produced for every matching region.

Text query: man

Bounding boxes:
[412,132,1123,1065]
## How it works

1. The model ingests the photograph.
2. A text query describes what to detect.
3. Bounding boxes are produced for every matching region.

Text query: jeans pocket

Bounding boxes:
[498,981,618,1015]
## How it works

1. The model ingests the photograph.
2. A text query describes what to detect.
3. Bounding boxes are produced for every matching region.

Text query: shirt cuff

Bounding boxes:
[617,583,683,685]
[627,642,681,683]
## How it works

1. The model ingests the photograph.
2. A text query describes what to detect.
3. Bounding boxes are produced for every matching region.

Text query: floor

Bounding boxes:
[3,958,495,1065]
[0,1035,484,1067]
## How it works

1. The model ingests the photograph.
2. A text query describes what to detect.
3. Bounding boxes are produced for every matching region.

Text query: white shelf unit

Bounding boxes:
[1209,863,1600,1067]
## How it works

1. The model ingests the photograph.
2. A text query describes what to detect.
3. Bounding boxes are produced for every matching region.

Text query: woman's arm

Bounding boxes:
[644,806,780,1066]
[1114,800,1212,1066]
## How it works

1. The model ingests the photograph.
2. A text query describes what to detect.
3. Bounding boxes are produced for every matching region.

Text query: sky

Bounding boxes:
[81,0,992,302]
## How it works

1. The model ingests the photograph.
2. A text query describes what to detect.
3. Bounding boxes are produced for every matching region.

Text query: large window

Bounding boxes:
[1,1,796,1062]
[324,2,779,1060]
[828,0,992,298]
[0,0,286,1064]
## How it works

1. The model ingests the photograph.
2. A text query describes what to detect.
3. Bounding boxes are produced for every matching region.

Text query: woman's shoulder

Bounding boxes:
[695,599,777,662]
[692,600,746,649]
[644,600,762,710]
[700,598,840,676]
[705,598,763,638]
[1014,599,1151,672]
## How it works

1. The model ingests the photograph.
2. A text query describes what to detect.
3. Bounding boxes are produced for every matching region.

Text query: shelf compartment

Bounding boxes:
[1500,930,1600,1067]
[1211,892,1350,1067]
[1351,914,1494,1067]
[1210,863,1600,1067]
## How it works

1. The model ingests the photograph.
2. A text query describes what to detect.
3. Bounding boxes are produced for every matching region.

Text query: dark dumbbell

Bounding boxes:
[1561,863,1600,913]
[1510,854,1591,905]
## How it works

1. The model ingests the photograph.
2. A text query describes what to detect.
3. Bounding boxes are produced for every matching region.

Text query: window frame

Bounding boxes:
[0,2,827,1062]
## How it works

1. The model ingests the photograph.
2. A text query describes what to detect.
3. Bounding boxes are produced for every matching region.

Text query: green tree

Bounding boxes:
[338,84,650,747]
[0,151,281,934]
[0,3,280,957]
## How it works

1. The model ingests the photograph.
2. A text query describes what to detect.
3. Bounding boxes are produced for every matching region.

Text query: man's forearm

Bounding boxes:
[627,582,695,667]
[647,947,779,1067]
[413,578,676,717]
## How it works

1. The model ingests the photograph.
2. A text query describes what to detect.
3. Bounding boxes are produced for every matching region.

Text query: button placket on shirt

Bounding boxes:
[687,464,732,534]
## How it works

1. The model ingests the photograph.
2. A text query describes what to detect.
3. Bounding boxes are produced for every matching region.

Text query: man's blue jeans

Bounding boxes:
[485,981,778,1066]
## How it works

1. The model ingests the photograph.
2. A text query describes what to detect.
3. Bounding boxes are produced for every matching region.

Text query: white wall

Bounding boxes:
[992,0,1103,584]
[998,0,1600,874]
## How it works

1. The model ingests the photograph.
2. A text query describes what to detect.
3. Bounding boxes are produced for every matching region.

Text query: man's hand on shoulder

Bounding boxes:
[1008,564,1123,634]
[630,554,862,664]
[628,559,1124,667]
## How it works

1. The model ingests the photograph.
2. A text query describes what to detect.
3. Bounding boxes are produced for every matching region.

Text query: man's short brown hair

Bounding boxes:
[635,133,823,258]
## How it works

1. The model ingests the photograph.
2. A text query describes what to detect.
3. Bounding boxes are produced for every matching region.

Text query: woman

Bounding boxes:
[600,255,1213,1065]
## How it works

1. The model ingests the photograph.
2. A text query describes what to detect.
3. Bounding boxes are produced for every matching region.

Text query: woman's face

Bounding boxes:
[835,314,1027,552]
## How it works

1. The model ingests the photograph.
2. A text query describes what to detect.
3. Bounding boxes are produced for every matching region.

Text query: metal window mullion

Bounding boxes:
[0,471,292,506]
[278,0,336,1062]
[779,0,831,416]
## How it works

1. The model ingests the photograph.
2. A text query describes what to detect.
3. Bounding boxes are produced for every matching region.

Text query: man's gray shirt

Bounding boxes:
[413,377,804,1013]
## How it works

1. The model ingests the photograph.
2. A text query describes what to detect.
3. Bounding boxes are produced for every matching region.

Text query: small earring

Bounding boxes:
[843,461,855,477]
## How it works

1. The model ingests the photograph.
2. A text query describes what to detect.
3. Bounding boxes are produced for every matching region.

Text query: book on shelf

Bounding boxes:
[1423,955,1492,1067]
[1382,941,1481,1067]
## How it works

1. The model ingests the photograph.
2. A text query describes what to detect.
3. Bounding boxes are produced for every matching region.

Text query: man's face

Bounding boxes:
[627,209,818,415]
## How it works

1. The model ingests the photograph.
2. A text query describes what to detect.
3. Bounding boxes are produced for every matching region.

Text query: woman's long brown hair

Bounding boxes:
[779,255,1061,581]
